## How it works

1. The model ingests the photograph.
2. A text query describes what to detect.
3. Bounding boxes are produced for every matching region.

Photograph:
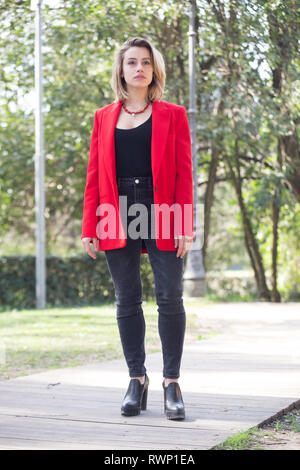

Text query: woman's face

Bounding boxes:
[122,46,153,91]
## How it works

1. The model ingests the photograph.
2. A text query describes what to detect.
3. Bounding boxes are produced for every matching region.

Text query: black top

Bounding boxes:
[114,114,152,177]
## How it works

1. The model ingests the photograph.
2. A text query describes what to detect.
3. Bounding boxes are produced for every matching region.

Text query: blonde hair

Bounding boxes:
[111,37,166,103]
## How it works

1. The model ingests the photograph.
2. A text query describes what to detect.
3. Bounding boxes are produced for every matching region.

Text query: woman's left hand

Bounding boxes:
[174,235,194,258]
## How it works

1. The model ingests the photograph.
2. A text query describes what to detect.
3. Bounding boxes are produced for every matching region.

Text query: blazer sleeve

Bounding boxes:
[174,106,194,239]
[81,110,100,240]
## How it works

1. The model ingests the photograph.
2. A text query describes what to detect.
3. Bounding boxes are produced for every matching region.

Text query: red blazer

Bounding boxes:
[81,99,194,254]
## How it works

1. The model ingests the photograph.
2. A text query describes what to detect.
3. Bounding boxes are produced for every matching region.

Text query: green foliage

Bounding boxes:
[0,0,299,300]
[0,253,155,310]
[213,426,263,450]
[213,408,300,450]
[271,409,300,433]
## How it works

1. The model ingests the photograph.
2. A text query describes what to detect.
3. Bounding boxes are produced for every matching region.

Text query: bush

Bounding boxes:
[0,254,155,310]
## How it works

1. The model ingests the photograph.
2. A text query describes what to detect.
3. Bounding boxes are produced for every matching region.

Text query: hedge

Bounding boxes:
[0,254,155,310]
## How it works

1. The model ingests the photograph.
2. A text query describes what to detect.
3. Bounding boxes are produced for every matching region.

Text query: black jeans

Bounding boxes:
[104,176,186,379]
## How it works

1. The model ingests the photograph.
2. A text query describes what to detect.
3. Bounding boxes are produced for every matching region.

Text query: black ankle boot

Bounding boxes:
[163,380,185,420]
[121,374,149,416]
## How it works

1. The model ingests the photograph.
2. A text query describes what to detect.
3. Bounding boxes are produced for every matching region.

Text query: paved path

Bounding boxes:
[0,302,299,450]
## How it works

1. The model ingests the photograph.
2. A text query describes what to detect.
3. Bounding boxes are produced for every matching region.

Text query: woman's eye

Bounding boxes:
[128,61,150,65]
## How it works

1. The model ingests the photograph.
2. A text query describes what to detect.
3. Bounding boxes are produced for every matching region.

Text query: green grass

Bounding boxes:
[205,292,259,302]
[212,426,273,450]
[271,409,300,433]
[0,299,207,381]
[212,408,300,450]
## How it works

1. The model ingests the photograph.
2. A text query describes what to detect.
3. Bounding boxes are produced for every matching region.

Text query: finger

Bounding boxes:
[174,236,181,249]
[85,241,96,259]
[92,238,98,251]
[185,240,192,252]
[178,239,192,258]
[176,238,184,257]
[176,240,182,258]
[87,246,96,259]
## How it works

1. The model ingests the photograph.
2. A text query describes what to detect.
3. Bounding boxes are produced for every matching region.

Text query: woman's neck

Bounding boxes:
[124,89,150,110]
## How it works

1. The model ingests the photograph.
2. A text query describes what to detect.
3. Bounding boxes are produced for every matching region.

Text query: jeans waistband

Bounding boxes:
[117,176,153,189]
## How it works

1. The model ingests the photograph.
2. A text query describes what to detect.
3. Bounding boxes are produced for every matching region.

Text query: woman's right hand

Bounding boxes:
[82,237,99,259]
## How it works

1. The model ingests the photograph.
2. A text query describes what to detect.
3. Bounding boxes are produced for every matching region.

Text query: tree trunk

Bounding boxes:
[202,147,219,266]
[267,7,300,203]
[225,152,271,300]
[271,191,281,302]
[279,131,300,204]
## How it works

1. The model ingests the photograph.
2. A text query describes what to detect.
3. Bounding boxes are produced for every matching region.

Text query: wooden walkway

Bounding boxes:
[0,302,299,450]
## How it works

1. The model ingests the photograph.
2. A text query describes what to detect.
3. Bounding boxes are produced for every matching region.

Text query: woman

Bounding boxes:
[81,37,194,420]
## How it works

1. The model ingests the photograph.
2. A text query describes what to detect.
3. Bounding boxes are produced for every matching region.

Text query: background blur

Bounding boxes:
[0,0,299,306]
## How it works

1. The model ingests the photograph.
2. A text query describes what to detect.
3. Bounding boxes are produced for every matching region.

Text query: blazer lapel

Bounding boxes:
[101,99,170,194]
[151,100,170,181]
[101,101,122,193]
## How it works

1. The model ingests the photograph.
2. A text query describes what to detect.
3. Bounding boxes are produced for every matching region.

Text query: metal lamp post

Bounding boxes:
[183,0,206,296]
[31,0,46,308]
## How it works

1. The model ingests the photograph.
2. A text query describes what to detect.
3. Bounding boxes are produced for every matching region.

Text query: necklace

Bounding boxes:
[122,101,151,117]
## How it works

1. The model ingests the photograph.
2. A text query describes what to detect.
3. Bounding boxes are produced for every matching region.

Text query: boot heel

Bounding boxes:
[141,386,148,410]
[121,374,149,416]
[162,381,185,420]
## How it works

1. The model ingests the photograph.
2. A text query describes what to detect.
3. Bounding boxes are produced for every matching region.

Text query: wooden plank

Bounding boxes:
[1,381,298,405]
[0,302,299,449]
[0,438,114,450]
[0,386,296,430]
[0,402,286,422]
[0,415,223,450]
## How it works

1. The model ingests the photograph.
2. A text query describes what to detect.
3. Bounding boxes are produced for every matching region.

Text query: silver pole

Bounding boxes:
[183,0,206,296]
[32,0,46,308]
